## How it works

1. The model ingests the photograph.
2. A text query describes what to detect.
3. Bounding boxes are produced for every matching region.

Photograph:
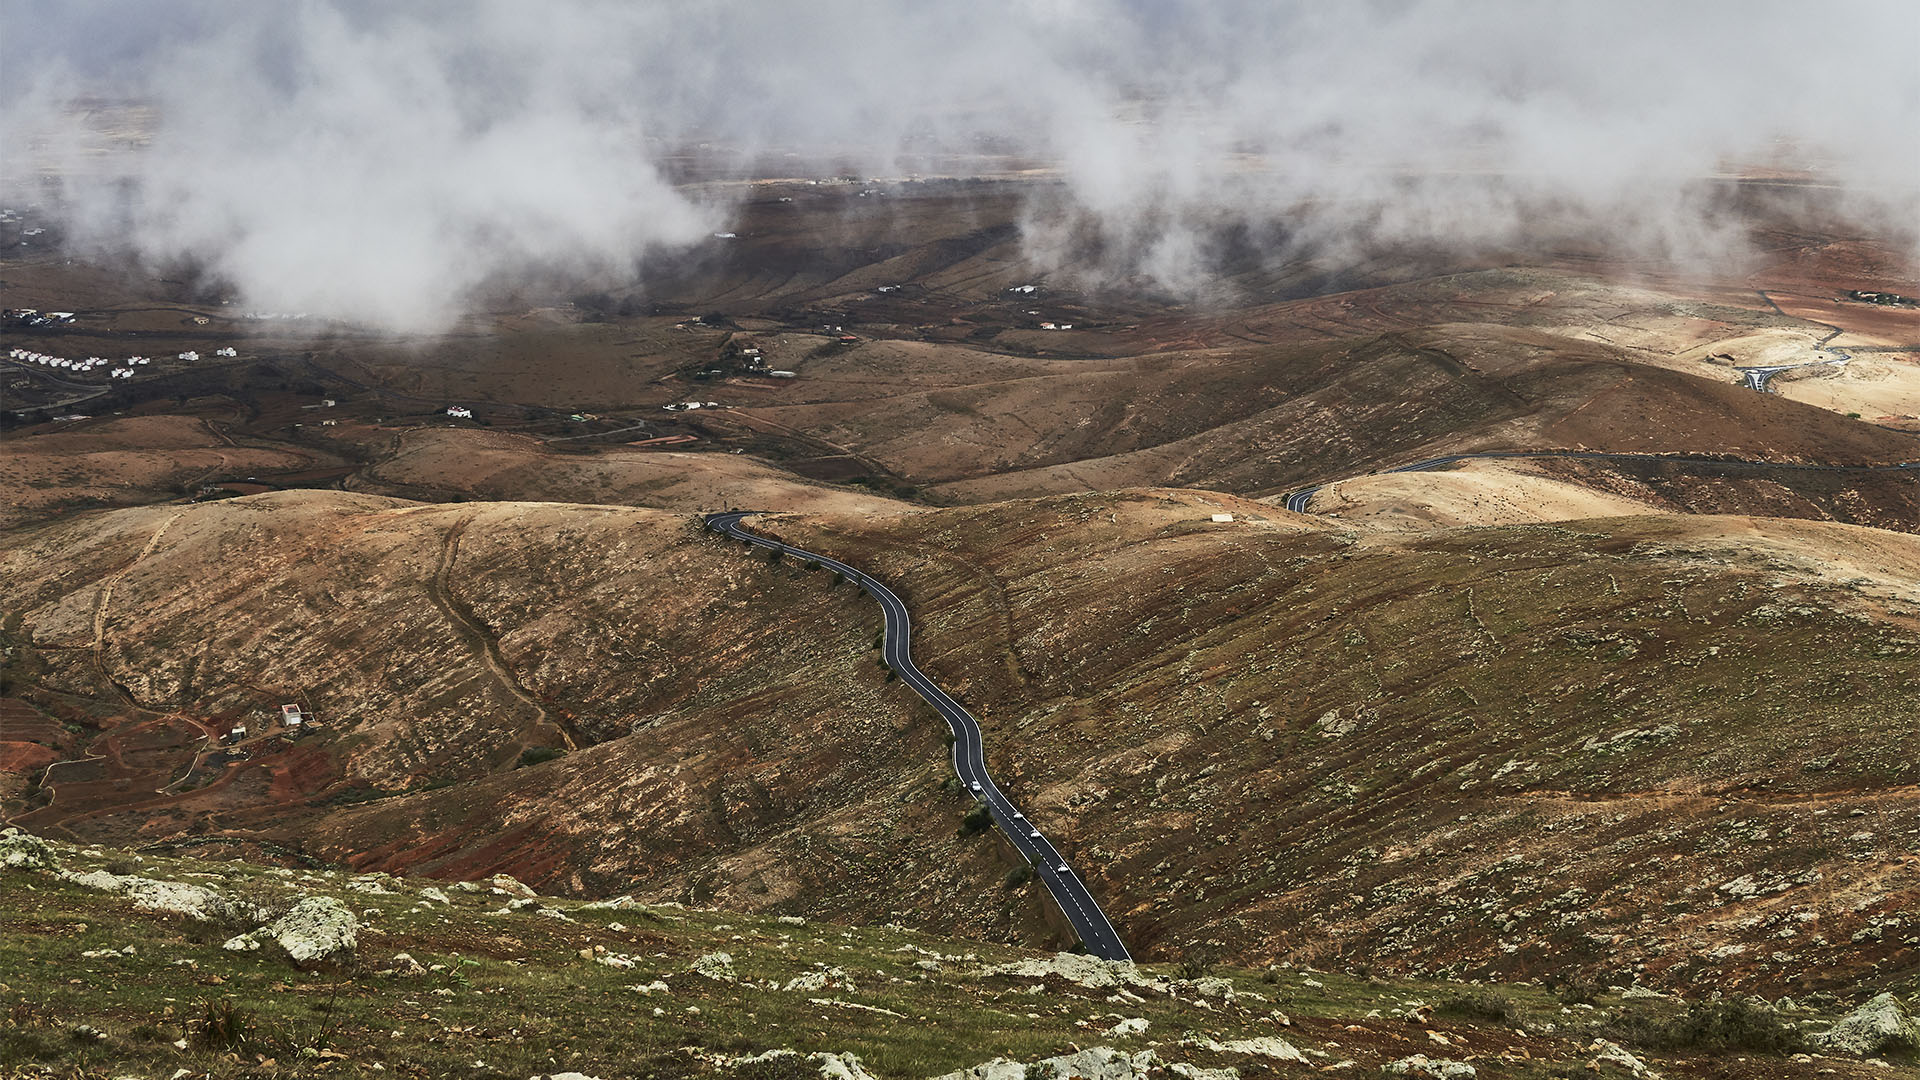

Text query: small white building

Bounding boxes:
[446,406,473,419]
[1210,513,1234,523]
[280,704,304,727]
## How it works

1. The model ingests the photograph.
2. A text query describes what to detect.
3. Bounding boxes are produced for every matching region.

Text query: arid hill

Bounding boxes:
[3,489,1914,995]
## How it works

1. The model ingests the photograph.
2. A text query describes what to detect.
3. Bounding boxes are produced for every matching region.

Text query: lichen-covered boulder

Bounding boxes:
[1815,993,1920,1056]
[0,828,58,870]
[65,869,239,922]
[268,895,358,965]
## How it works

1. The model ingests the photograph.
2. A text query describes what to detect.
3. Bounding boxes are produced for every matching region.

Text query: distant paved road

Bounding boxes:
[1281,450,1919,513]
[705,511,1130,962]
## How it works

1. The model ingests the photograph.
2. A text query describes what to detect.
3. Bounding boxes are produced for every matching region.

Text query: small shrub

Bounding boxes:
[1604,997,1804,1055]
[517,746,565,768]
[1557,973,1602,1005]
[1439,990,1518,1024]
[1003,866,1034,889]
[0,1028,61,1065]
[190,998,257,1053]
[958,804,994,837]
[1176,946,1218,980]
[104,857,141,876]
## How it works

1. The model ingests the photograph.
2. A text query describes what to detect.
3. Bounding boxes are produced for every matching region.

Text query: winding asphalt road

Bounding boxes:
[1281,449,1919,513]
[1736,344,1851,392]
[705,511,1130,962]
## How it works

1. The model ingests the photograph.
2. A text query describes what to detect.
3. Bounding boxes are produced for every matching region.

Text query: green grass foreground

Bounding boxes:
[0,838,1897,1079]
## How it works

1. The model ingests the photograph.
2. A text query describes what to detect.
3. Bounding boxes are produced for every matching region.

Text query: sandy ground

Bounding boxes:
[0,415,313,529]
[1769,351,1920,423]
[1292,459,1664,528]
[353,427,913,516]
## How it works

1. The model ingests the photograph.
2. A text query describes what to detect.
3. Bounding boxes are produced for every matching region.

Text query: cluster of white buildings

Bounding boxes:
[8,347,155,378]
[7,342,239,380]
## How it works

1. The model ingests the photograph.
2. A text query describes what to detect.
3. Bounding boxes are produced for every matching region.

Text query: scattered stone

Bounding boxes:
[1814,993,1920,1056]
[979,952,1157,991]
[1188,976,1237,1000]
[0,828,58,870]
[489,874,537,898]
[221,933,262,952]
[1169,1065,1238,1080]
[1190,1037,1308,1064]
[1107,1017,1149,1036]
[1620,986,1667,1000]
[1381,1055,1476,1079]
[65,870,244,922]
[1587,1039,1659,1077]
[383,952,427,978]
[692,951,736,981]
[731,1049,877,1080]
[783,967,852,993]
[933,1048,1163,1080]
[418,886,452,906]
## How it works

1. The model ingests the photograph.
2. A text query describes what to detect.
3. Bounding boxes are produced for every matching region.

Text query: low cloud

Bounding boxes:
[4,1,1915,330]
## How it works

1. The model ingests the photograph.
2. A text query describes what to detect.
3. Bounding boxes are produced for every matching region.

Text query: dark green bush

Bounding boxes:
[1439,990,1519,1024]
[958,804,994,837]
[517,746,565,768]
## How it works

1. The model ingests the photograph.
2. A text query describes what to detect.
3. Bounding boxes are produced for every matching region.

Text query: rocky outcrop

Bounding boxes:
[1190,1037,1306,1064]
[932,1048,1164,1080]
[732,1049,877,1079]
[225,896,360,966]
[977,952,1156,991]
[1813,993,1920,1056]
[0,827,58,870]
[64,869,247,922]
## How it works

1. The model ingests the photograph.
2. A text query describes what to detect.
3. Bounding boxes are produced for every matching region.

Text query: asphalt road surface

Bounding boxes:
[1281,449,1919,513]
[705,511,1131,962]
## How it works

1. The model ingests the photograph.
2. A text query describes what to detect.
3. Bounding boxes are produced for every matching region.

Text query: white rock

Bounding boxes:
[385,952,427,977]
[1169,1065,1238,1080]
[419,887,451,906]
[1194,1037,1308,1063]
[731,1050,877,1080]
[978,952,1155,990]
[0,828,58,870]
[489,873,536,898]
[938,1049,1160,1080]
[1815,993,1920,1057]
[65,871,239,922]
[268,896,358,965]
[1107,1017,1149,1037]
[1587,1039,1658,1077]
[691,951,735,981]
[1382,1056,1475,1079]
[222,933,262,952]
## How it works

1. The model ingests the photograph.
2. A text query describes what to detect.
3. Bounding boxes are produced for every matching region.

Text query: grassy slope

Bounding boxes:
[0,839,1902,1080]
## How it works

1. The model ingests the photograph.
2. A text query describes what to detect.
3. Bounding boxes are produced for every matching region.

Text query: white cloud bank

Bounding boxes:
[4,0,1915,331]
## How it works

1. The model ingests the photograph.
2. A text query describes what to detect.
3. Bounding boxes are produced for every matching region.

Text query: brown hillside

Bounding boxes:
[3,490,1915,994]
